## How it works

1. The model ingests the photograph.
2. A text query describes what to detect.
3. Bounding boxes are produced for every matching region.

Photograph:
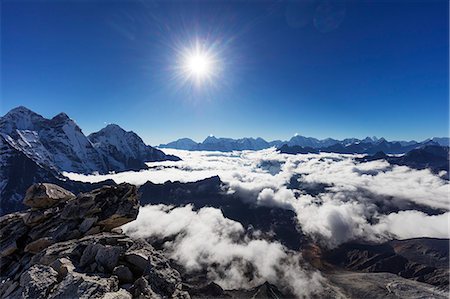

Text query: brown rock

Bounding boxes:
[24,237,54,254]
[0,240,17,257]
[85,226,102,235]
[23,183,75,209]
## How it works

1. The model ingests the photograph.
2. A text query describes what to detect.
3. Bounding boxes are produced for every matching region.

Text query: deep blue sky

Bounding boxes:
[2,0,448,145]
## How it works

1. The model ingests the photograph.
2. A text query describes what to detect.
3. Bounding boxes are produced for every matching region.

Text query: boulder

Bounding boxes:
[95,245,123,272]
[124,250,150,275]
[24,237,54,254]
[80,243,105,268]
[129,277,159,299]
[113,265,134,283]
[23,183,75,208]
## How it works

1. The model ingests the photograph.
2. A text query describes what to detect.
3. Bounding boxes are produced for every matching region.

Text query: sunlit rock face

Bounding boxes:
[0,183,189,299]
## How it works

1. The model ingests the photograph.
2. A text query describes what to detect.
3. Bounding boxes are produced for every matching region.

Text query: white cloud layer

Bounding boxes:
[67,148,450,248]
[122,204,325,297]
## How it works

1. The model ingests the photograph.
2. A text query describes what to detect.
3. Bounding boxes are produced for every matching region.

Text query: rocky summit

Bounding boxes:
[0,183,189,299]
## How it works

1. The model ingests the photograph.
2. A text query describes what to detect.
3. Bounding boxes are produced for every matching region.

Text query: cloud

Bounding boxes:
[374,211,450,240]
[122,204,325,297]
[67,148,450,248]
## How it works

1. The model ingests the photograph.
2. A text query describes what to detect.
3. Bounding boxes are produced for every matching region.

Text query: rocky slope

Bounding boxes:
[0,134,117,215]
[0,183,189,299]
[322,240,449,291]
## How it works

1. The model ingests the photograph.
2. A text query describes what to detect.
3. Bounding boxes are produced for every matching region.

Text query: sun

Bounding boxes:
[176,40,220,86]
[186,53,212,78]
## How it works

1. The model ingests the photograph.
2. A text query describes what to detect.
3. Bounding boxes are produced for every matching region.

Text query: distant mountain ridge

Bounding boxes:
[159,135,449,153]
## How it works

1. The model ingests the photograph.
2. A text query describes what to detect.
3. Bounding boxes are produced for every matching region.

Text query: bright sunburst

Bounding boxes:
[176,40,220,87]
[185,53,213,78]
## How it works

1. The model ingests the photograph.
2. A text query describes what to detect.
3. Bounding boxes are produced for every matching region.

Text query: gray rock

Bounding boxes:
[1,280,19,297]
[23,183,75,208]
[19,264,58,299]
[0,213,29,257]
[61,184,139,231]
[95,245,123,272]
[113,265,134,284]
[102,289,133,299]
[22,209,49,226]
[49,272,119,299]
[80,243,105,268]
[124,250,149,275]
[79,217,98,233]
[130,277,160,299]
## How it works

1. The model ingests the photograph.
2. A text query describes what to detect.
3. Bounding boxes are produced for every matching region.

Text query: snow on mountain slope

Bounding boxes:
[0,106,45,133]
[88,124,180,171]
[39,113,107,173]
[0,134,60,214]
[0,107,107,174]
[0,106,181,214]
[0,107,180,175]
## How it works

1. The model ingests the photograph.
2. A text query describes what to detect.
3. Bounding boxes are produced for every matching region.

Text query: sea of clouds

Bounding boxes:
[66,148,449,296]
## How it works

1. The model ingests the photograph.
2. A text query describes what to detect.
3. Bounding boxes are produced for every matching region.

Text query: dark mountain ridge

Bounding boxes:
[160,134,449,153]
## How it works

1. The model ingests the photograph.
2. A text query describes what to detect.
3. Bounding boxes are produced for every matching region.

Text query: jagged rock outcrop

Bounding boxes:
[0,183,189,299]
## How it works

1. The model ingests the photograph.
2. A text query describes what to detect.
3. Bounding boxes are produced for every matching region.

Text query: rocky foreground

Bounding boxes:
[0,183,189,298]
[1,182,448,299]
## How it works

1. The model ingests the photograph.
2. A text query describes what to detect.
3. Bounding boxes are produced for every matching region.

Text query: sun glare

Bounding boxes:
[176,40,220,87]
[186,53,212,78]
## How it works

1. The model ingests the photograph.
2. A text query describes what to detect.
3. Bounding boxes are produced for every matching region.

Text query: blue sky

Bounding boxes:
[1,0,448,145]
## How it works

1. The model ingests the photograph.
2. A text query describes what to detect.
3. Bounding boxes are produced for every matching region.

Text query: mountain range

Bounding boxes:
[0,106,179,214]
[0,106,448,298]
[159,135,449,153]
